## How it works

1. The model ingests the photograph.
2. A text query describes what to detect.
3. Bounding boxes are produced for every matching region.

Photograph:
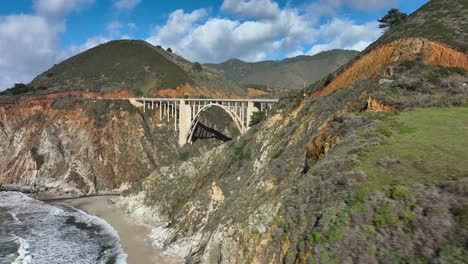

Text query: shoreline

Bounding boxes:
[49,195,183,264]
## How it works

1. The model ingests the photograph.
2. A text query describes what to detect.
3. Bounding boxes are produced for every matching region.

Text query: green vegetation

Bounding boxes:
[19,39,246,97]
[389,185,410,200]
[324,73,335,86]
[192,62,203,72]
[369,0,468,52]
[353,107,468,195]
[249,110,266,126]
[0,83,48,95]
[207,50,358,90]
[374,204,398,227]
[378,8,408,30]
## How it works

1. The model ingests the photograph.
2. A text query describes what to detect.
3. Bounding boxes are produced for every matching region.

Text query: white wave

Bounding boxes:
[12,236,32,264]
[9,212,21,223]
[1,192,128,264]
[67,205,128,264]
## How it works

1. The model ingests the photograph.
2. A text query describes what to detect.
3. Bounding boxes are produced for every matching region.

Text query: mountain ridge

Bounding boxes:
[206,49,359,90]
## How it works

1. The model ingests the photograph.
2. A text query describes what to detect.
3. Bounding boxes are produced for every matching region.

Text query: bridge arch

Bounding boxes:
[187,103,245,144]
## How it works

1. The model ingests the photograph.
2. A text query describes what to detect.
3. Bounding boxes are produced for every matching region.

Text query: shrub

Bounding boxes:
[389,185,410,200]
[324,73,335,86]
[375,204,398,227]
[250,110,266,126]
[192,62,203,72]
[167,47,172,53]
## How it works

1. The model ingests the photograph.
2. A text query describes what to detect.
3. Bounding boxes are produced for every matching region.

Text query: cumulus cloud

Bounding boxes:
[68,35,110,55]
[221,0,281,20]
[0,15,60,89]
[114,0,141,10]
[146,0,391,63]
[33,0,95,18]
[147,7,314,63]
[0,0,95,90]
[148,9,208,46]
[307,18,381,54]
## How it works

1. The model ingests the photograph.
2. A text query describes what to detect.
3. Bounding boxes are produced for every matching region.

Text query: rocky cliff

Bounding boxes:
[0,96,178,195]
[0,92,241,197]
[114,0,468,263]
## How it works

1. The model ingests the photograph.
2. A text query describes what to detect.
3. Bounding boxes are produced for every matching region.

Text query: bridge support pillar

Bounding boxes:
[178,99,192,146]
[246,100,255,130]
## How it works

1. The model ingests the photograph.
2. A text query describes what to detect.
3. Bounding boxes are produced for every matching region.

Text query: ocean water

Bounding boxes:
[0,192,127,264]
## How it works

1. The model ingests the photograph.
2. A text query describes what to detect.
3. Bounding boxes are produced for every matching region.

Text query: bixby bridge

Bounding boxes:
[127,98,278,146]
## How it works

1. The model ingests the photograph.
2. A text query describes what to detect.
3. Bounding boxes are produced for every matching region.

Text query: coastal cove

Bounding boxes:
[51,196,184,264]
[0,192,183,264]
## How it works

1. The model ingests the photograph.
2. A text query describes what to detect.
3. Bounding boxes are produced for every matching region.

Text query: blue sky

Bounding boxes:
[0,0,428,90]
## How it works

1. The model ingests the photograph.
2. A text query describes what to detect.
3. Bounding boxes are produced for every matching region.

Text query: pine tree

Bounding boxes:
[378,8,408,30]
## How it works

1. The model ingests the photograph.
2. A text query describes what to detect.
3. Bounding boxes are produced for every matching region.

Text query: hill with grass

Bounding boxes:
[206,49,358,90]
[5,40,245,98]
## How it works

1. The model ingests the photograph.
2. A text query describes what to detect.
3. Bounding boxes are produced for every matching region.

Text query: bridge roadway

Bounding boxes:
[124,97,279,146]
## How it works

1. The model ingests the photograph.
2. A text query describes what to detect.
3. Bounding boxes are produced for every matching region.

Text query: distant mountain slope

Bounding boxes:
[206,50,359,90]
[28,40,244,98]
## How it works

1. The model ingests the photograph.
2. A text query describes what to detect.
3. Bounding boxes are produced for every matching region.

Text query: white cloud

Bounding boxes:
[114,0,141,10]
[0,15,60,89]
[127,22,137,30]
[148,9,208,46]
[107,21,122,31]
[307,18,381,55]
[68,35,110,55]
[221,0,281,20]
[0,0,96,90]
[147,7,314,63]
[33,0,95,18]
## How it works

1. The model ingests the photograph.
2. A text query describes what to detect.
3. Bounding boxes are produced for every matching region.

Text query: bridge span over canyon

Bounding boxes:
[127,98,279,146]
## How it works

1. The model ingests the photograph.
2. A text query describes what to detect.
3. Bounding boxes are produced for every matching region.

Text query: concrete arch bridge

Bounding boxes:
[129,98,278,146]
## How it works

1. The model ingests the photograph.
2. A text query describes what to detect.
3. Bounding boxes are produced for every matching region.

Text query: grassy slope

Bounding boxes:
[21,40,244,97]
[351,107,468,197]
[294,106,468,263]
[207,50,358,90]
[368,0,467,52]
[31,40,193,94]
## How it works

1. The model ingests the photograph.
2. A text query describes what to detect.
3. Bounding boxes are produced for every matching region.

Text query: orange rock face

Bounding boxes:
[247,88,269,97]
[366,97,395,112]
[151,84,205,97]
[313,38,468,98]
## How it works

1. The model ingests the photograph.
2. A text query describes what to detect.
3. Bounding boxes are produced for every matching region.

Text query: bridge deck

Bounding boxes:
[133,97,279,103]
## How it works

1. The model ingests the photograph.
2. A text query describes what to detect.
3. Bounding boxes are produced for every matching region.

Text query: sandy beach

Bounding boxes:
[48,196,183,264]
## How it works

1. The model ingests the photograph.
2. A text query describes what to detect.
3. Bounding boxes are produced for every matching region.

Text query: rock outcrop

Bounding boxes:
[313,38,468,97]
[0,97,179,195]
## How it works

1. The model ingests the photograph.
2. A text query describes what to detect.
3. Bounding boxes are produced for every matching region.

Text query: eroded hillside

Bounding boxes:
[114,0,468,262]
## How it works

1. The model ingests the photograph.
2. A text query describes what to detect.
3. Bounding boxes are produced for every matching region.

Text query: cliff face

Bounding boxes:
[0,97,180,195]
[313,38,468,97]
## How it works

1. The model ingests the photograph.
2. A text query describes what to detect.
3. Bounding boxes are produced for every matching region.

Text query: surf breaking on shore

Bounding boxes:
[0,192,127,264]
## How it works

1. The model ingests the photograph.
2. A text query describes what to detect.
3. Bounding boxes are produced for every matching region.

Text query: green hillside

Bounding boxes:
[207,49,358,90]
[368,0,467,52]
[25,40,244,97]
